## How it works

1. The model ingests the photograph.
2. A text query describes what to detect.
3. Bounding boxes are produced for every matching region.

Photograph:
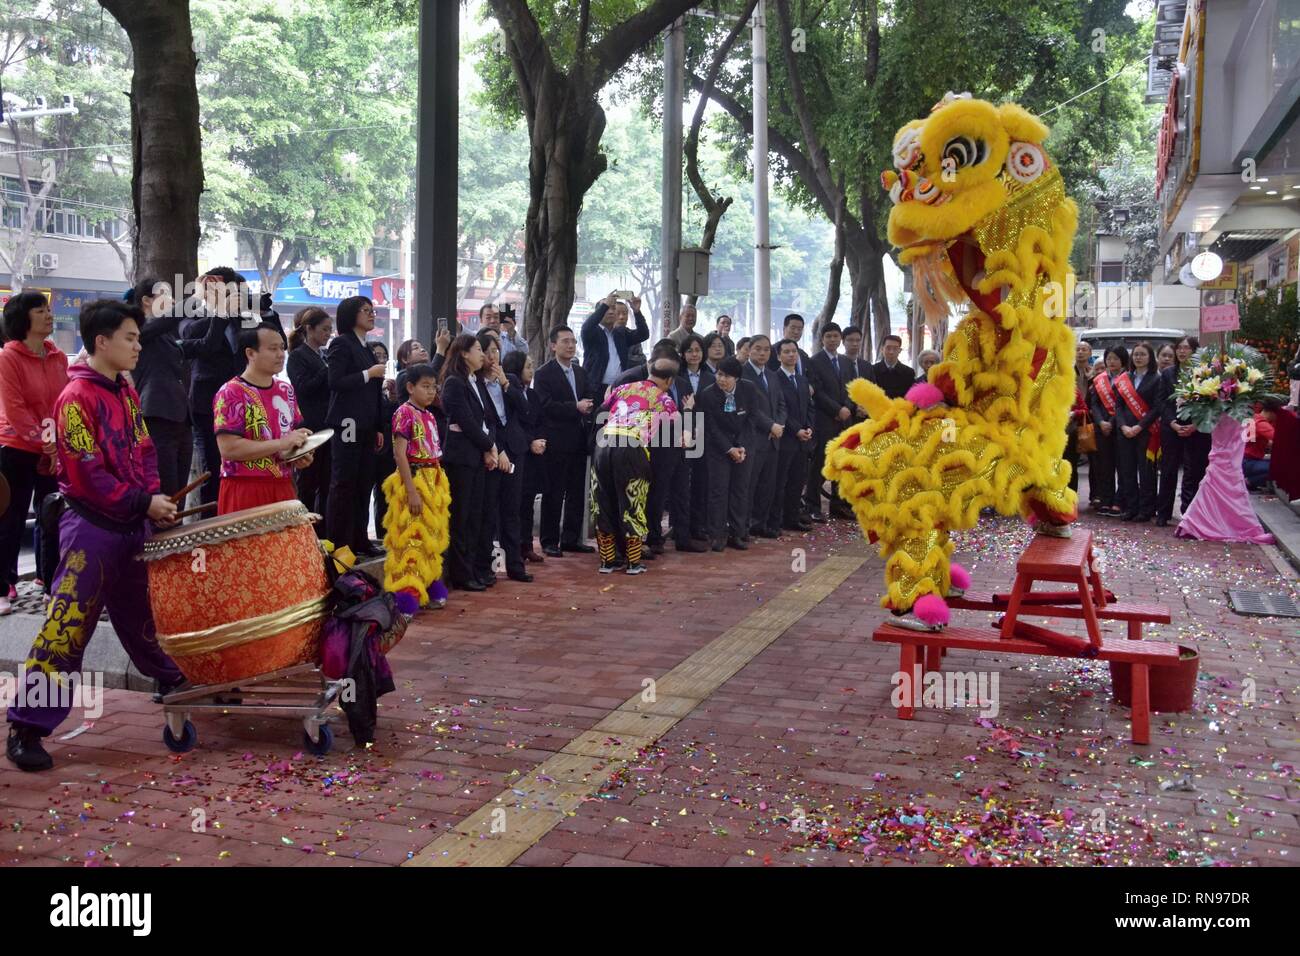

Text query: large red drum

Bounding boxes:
[142,501,329,685]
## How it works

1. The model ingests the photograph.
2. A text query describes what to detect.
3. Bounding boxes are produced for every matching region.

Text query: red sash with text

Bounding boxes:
[1114,372,1161,461]
[1093,372,1117,416]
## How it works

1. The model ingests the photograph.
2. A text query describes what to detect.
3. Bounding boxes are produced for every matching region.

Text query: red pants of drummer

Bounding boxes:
[218,476,298,515]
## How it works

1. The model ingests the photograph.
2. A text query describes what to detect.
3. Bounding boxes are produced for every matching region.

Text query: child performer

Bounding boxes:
[7,300,185,772]
[382,363,452,611]
[213,323,313,515]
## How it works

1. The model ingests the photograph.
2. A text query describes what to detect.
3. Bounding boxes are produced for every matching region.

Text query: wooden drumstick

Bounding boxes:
[169,472,212,504]
[173,502,217,520]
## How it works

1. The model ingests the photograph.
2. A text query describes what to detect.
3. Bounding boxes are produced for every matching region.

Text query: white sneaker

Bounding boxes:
[0,596,11,616]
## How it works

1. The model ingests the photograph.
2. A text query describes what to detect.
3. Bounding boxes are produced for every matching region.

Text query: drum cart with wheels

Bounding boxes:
[159,663,344,756]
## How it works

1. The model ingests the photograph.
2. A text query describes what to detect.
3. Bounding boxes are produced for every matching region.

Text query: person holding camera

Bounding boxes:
[182,266,252,506]
[498,306,523,357]
[581,290,651,404]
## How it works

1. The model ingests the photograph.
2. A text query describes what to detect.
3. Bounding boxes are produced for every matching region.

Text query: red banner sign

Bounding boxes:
[1200,303,1240,334]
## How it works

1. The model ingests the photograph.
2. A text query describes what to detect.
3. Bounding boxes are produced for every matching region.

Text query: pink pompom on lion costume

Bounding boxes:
[824,93,1079,631]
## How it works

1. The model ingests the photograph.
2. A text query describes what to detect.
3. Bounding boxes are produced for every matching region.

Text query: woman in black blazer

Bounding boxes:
[475,331,532,583]
[680,334,714,541]
[324,296,387,556]
[1088,346,1127,516]
[698,357,755,551]
[439,334,499,591]
[131,278,193,498]
[287,307,333,524]
[502,350,546,565]
[1114,341,1162,522]
[370,340,399,538]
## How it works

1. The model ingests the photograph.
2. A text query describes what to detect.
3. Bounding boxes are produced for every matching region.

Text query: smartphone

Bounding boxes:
[437,316,448,333]
[613,290,634,300]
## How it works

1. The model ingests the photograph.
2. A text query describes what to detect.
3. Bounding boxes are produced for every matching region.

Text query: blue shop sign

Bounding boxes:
[240,270,372,305]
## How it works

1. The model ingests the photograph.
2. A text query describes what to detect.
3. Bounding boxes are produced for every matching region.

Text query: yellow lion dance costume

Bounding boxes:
[824,93,1078,630]
[381,463,452,609]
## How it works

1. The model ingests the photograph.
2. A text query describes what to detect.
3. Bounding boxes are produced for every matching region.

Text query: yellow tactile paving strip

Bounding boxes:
[404,555,866,867]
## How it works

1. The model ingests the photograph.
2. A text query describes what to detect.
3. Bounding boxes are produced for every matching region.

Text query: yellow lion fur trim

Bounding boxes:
[827,97,1078,613]
[381,465,452,602]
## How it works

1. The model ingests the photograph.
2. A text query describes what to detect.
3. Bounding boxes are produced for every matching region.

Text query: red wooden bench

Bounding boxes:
[872,530,1182,744]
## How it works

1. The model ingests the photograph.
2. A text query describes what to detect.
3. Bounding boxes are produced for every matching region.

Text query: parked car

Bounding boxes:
[1074,326,1189,359]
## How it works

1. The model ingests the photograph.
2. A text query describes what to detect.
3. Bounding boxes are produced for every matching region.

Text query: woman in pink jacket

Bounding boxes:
[0,291,69,614]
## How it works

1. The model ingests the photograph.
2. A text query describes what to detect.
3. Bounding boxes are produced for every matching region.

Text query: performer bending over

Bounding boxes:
[7,300,185,772]
[382,363,452,612]
[213,323,313,515]
[592,358,680,574]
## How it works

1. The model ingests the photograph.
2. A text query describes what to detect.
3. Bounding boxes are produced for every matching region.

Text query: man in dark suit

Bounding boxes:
[533,326,595,556]
[181,266,247,505]
[806,323,854,520]
[741,335,787,538]
[840,326,875,424]
[324,295,386,556]
[872,334,915,400]
[613,340,705,554]
[581,291,651,403]
[766,313,811,377]
[772,338,815,531]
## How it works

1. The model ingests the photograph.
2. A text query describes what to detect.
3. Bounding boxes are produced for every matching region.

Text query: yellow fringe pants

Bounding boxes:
[381,465,451,603]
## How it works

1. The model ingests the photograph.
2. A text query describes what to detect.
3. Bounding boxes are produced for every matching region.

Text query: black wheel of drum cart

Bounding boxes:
[163,720,198,753]
[303,723,333,756]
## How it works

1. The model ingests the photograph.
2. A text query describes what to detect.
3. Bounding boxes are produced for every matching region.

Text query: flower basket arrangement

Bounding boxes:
[1173,344,1281,433]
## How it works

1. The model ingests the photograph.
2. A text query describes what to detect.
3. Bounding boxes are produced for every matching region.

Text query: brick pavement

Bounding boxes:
[0,513,1296,867]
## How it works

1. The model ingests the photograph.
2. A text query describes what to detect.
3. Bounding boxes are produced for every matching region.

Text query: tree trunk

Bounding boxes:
[100,0,202,293]
[521,83,606,359]
[814,204,845,338]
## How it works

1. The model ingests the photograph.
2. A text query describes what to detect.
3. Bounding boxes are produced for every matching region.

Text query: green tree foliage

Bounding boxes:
[623,0,1155,343]
[193,0,417,291]
[1,1,134,281]
[1073,145,1160,281]
[1239,283,1299,384]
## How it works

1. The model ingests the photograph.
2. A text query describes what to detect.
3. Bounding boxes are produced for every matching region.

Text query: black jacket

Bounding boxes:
[774,366,815,448]
[182,312,243,419]
[684,364,715,397]
[532,359,589,454]
[697,381,754,460]
[1113,368,1163,433]
[580,303,651,399]
[1157,364,1182,422]
[324,333,383,432]
[767,345,813,379]
[483,373,532,461]
[807,350,850,436]
[1089,373,1119,429]
[136,313,192,423]
[441,373,498,467]
[741,360,787,444]
[872,360,915,400]
[842,357,875,421]
[287,344,331,431]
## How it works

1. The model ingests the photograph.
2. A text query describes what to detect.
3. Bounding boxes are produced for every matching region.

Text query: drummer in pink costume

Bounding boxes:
[214,323,314,515]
